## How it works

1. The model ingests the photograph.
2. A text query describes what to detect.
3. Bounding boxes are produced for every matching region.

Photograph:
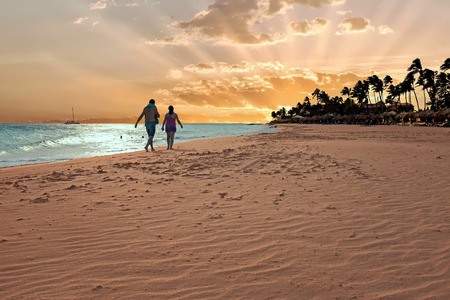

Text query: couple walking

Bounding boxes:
[135,99,183,152]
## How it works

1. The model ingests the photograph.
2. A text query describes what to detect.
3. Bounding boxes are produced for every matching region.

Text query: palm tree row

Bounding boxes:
[271,58,450,120]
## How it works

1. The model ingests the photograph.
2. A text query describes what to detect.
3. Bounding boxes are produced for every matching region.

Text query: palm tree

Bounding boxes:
[302,96,311,108]
[280,107,287,119]
[312,88,321,103]
[271,111,278,120]
[418,69,437,109]
[400,81,410,105]
[383,75,393,87]
[386,84,398,105]
[390,83,404,104]
[440,58,450,72]
[383,75,393,106]
[311,88,331,113]
[362,80,371,104]
[368,76,378,102]
[340,86,352,100]
[287,108,294,118]
[435,72,450,108]
[294,102,303,116]
[369,75,384,103]
[417,71,427,110]
[407,59,422,109]
[351,80,368,108]
[404,72,420,110]
[408,58,423,73]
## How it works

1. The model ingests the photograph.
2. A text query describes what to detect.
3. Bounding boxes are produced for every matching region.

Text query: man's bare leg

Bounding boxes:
[145,137,155,152]
[150,137,155,152]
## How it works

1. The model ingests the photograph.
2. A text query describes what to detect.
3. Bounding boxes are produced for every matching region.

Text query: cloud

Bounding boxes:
[89,1,108,10]
[185,63,217,74]
[168,69,183,79]
[177,61,287,77]
[378,25,394,35]
[89,0,131,10]
[74,17,100,26]
[159,60,368,111]
[146,0,294,45]
[336,17,374,35]
[125,2,140,7]
[145,0,347,45]
[174,0,284,45]
[74,17,88,25]
[289,17,329,36]
[336,10,352,16]
[218,62,253,73]
[267,0,346,15]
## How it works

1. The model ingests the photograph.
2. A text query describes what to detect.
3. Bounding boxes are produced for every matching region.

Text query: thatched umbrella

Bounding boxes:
[436,108,450,120]
[333,115,342,122]
[417,110,435,122]
[292,115,305,123]
[405,112,416,122]
[386,111,397,117]
[395,112,407,121]
[445,108,450,119]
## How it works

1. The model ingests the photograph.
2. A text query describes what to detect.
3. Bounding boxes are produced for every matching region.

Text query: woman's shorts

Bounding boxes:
[165,125,177,133]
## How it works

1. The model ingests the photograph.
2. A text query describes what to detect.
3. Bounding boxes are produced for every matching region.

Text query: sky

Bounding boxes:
[1,0,449,123]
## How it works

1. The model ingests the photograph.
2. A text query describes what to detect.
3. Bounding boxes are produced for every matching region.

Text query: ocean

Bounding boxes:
[0,123,277,168]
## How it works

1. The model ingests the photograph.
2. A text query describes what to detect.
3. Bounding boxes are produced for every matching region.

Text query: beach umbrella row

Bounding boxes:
[398,109,450,122]
[285,109,449,125]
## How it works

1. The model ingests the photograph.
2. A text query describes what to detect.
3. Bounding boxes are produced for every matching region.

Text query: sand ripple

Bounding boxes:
[1,124,450,299]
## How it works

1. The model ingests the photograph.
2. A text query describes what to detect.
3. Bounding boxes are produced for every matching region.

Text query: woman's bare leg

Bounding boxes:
[166,132,170,149]
[169,132,175,149]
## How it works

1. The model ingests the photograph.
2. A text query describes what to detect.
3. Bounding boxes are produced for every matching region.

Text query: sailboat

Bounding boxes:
[64,107,80,124]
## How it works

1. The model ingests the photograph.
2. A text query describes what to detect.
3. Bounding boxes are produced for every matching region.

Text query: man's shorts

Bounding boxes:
[145,122,156,137]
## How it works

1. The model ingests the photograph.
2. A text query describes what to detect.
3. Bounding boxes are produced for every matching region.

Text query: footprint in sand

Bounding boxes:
[64,185,82,190]
[30,197,49,204]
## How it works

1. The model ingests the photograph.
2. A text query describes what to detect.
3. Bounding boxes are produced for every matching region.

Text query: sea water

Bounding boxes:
[0,123,277,168]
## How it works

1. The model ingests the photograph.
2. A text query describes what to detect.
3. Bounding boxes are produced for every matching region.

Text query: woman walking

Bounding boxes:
[161,105,183,150]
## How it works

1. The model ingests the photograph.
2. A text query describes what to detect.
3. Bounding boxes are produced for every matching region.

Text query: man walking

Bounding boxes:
[135,99,160,152]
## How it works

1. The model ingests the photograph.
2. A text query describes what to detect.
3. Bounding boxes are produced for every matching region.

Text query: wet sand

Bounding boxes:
[1,124,450,299]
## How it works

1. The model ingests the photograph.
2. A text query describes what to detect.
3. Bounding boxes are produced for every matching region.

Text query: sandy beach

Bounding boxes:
[1,124,449,299]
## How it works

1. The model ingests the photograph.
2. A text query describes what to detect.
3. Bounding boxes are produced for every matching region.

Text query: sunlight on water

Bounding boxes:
[0,123,277,167]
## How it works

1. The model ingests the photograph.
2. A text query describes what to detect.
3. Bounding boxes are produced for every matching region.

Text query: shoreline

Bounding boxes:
[1,124,449,299]
[0,123,276,169]
[2,122,449,171]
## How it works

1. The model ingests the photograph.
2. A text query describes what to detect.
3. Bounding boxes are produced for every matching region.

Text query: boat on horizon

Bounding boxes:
[64,107,80,124]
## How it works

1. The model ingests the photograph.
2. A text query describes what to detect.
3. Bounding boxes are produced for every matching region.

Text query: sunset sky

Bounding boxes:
[1,0,449,123]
